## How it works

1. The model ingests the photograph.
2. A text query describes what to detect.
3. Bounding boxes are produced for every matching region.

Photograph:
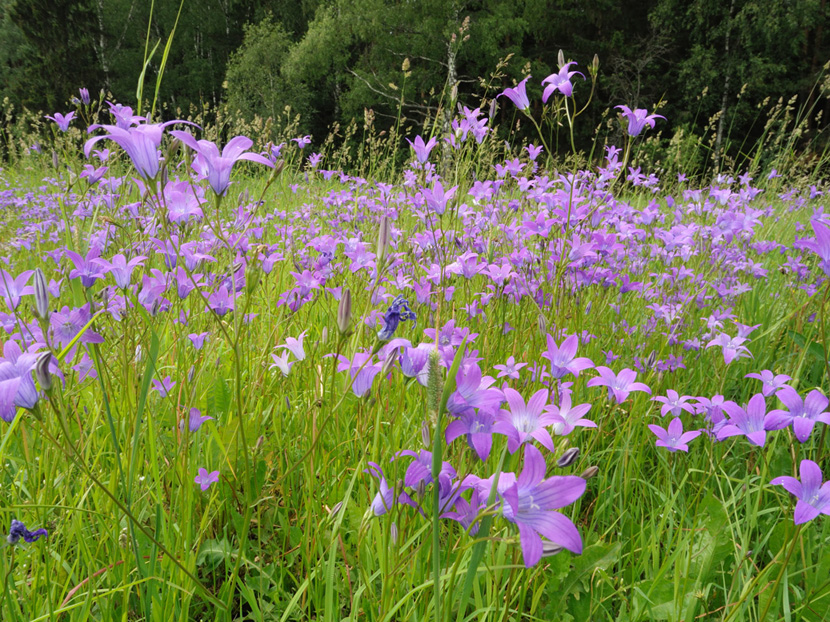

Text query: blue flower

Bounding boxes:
[378,296,416,341]
[7,519,48,545]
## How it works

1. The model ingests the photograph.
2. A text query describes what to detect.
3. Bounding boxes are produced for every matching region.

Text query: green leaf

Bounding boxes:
[196,538,234,571]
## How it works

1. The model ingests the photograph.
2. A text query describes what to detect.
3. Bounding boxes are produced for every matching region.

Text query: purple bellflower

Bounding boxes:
[499,76,532,111]
[542,63,584,101]
[745,370,791,396]
[494,388,558,453]
[806,219,830,276]
[194,468,219,491]
[616,106,665,137]
[0,270,34,310]
[717,394,789,447]
[771,459,830,524]
[85,120,194,180]
[768,387,830,443]
[45,112,75,132]
[587,367,651,404]
[542,333,594,379]
[406,135,438,164]
[499,444,586,567]
[648,418,702,453]
[170,131,274,196]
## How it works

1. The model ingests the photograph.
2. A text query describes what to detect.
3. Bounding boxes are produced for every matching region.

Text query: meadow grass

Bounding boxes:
[0,97,829,622]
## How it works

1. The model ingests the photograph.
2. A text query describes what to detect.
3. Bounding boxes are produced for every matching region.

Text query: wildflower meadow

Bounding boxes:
[1,37,830,622]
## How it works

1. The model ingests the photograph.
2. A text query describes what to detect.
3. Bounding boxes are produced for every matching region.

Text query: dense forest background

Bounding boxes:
[1,0,828,161]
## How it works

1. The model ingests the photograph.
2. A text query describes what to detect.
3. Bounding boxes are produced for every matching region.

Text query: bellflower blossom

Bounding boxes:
[406,135,438,164]
[615,106,665,137]
[771,459,830,524]
[493,444,586,567]
[499,76,532,111]
[542,63,584,101]
[85,120,195,180]
[170,131,274,196]
[45,112,75,132]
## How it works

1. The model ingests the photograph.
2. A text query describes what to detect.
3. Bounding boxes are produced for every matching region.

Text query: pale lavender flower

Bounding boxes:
[745,370,791,396]
[587,367,651,404]
[615,106,665,137]
[499,76,532,111]
[652,390,695,417]
[493,356,527,379]
[648,418,702,452]
[542,62,584,101]
[406,135,438,164]
[170,131,274,196]
[151,376,176,398]
[194,468,219,491]
[46,112,75,132]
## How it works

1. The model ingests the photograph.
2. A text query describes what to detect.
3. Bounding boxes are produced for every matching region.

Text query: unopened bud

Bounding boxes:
[33,268,50,320]
[381,348,397,376]
[421,420,431,448]
[592,53,600,75]
[489,98,497,120]
[416,480,426,499]
[542,542,565,557]
[51,150,59,169]
[376,215,391,263]
[329,501,343,517]
[35,352,54,392]
[255,435,265,453]
[321,326,328,344]
[537,313,547,335]
[337,289,352,335]
[557,447,580,468]
[390,522,398,545]
[580,465,599,480]
[558,49,566,69]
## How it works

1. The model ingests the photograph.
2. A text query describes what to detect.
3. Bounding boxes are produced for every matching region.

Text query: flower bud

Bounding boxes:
[421,420,431,448]
[416,480,427,499]
[376,215,391,263]
[390,522,398,545]
[337,289,352,335]
[488,98,498,120]
[557,447,580,468]
[537,313,547,335]
[542,542,565,557]
[580,465,599,480]
[51,150,59,169]
[592,54,600,76]
[381,348,397,376]
[329,501,343,517]
[33,268,50,320]
[35,352,53,393]
[558,49,566,69]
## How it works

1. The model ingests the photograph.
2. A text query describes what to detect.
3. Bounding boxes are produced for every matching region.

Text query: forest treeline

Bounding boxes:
[1,0,828,163]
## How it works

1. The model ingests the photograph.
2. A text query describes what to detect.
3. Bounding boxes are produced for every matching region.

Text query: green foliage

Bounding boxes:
[225,15,310,128]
